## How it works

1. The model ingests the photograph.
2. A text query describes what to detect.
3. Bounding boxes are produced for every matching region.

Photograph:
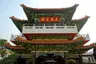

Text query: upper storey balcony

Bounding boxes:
[22,24,78,34]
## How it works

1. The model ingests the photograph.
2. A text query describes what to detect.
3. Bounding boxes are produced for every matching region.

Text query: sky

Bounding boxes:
[0,0,96,46]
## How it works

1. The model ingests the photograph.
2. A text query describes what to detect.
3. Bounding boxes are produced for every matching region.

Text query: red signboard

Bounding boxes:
[40,16,60,22]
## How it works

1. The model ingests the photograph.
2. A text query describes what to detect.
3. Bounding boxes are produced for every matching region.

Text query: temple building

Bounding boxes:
[4,4,96,64]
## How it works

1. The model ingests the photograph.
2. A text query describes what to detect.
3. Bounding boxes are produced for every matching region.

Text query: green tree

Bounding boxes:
[0,54,17,64]
[0,39,7,46]
[0,39,7,57]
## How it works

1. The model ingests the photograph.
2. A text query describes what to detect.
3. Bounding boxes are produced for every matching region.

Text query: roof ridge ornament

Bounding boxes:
[74,4,79,7]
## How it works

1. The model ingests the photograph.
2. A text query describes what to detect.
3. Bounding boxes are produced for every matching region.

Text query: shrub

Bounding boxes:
[68,59,76,64]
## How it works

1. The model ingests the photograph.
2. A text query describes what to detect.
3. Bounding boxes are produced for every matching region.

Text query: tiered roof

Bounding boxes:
[4,4,93,54]
[10,4,89,32]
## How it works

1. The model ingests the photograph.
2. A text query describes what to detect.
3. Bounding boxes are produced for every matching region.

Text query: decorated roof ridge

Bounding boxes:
[76,40,90,47]
[79,35,90,46]
[20,4,78,10]
[11,41,19,46]
[82,40,90,46]
[74,43,96,49]
[88,43,96,47]
[80,41,89,46]
[4,43,24,50]
[10,16,27,21]
[16,36,84,45]
[72,15,90,21]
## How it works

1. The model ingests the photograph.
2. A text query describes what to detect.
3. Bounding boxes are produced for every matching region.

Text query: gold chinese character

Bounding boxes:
[46,17,50,22]
[50,17,54,22]
[55,17,59,22]
[40,17,45,22]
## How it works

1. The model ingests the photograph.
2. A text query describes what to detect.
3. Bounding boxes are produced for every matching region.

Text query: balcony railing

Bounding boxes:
[22,24,78,34]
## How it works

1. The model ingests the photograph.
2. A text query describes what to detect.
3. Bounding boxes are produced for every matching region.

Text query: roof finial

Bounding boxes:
[74,4,79,7]
[9,16,15,19]
[20,4,27,7]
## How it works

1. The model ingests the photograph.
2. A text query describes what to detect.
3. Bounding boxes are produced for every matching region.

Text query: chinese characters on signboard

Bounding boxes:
[40,16,60,22]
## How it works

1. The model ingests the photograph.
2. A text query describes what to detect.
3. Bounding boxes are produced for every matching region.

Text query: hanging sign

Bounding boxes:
[40,16,60,22]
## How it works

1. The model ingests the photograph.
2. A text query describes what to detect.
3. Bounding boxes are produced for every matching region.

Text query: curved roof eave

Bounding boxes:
[4,43,24,50]
[74,43,96,50]
[10,16,28,32]
[71,15,90,32]
[15,36,84,45]
[20,4,78,11]
[20,4,78,21]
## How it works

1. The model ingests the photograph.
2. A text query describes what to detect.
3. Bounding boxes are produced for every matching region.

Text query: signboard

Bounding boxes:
[40,16,60,22]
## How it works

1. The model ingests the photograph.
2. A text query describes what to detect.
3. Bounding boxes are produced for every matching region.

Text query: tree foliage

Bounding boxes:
[68,59,76,64]
[0,39,7,46]
[0,54,17,64]
[0,38,7,57]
